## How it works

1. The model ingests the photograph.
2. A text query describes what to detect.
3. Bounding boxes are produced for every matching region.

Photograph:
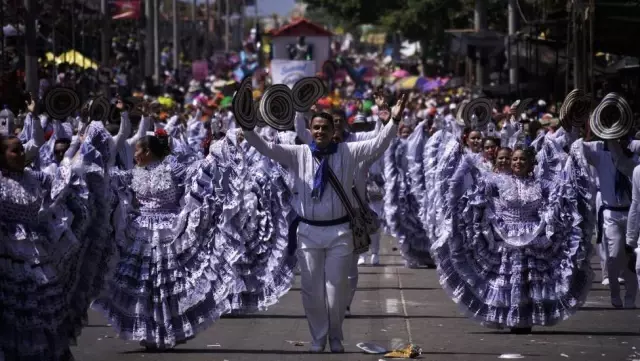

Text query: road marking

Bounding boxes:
[385,298,399,314]
[396,267,414,343]
[383,266,395,280]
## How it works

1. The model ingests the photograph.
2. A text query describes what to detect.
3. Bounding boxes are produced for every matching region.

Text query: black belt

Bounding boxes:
[596,205,630,244]
[287,215,351,255]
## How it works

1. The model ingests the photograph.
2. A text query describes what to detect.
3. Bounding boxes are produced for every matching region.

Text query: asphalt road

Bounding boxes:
[72,236,640,361]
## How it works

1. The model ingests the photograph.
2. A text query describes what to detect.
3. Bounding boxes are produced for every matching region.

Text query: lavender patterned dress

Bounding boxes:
[93,154,241,349]
[430,138,593,328]
[0,124,114,361]
[384,137,433,267]
[210,133,296,314]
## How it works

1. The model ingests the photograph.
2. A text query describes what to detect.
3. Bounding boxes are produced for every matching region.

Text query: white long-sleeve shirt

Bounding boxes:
[244,120,398,221]
[293,112,388,200]
[626,165,640,248]
[581,140,638,207]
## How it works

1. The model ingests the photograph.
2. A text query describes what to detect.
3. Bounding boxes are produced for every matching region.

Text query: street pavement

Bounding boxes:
[73,236,640,361]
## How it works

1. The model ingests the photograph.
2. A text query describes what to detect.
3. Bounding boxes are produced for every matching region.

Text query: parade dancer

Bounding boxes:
[242,95,405,353]
[577,137,638,308]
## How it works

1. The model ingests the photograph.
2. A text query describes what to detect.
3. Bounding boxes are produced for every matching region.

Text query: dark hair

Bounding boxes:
[54,138,72,147]
[484,137,500,147]
[0,135,18,168]
[137,135,170,159]
[310,112,335,130]
[462,127,481,143]
[105,122,120,136]
[527,120,543,137]
[512,145,536,173]
[496,146,512,154]
[331,109,346,121]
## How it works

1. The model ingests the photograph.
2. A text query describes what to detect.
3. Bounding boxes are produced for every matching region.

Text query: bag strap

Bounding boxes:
[313,156,356,219]
[351,184,367,209]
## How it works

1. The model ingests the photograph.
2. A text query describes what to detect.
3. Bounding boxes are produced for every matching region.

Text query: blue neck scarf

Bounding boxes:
[309,141,339,200]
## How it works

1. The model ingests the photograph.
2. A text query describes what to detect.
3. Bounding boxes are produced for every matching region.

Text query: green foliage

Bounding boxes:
[303,0,401,26]
[304,0,508,40]
[304,0,512,61]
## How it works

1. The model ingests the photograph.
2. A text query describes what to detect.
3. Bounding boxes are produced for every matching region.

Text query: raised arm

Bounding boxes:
[628,165,640,250]
[113,100,131,151]
[346,117,398,164]
[110,109,131,168]
[581,139,603,167]
[629,140,640,155]
[294,112,313,144]
[346,94,405,164]
[127,115,151,146]
[243,129,300,169]
[22,99,45,162]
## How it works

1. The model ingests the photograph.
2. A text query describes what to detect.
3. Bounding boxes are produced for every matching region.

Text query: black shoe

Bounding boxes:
[510,327,532,334]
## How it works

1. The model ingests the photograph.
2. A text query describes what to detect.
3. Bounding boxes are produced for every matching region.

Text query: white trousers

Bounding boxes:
[601,210,637,304]
[297,222,353,343]
[349,230,382,308]
[596,193,609,280]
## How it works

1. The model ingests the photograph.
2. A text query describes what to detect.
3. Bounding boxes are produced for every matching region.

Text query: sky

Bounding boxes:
[192,0,297,17]
[250,0,296,17]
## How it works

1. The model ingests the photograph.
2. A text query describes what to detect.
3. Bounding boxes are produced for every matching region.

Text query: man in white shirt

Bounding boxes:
[581,138,638,308]
[242,95,406,353]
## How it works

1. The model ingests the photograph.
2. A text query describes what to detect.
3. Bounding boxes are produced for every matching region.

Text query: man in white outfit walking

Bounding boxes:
[242,95,406,352]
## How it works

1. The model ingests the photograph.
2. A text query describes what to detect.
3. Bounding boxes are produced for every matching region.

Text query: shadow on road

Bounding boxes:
[221,314,464,319]
[289,287,440,291]
[122,348,363,355]
[470,330,640,336]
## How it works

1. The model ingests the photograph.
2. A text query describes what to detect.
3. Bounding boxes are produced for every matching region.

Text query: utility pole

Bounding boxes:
[508,0,518,86]
[225,0,230,52]
[572,0,584,90]
[23,0,38,96]
[206,0,211,56]
[474,0,488,87]
[192,0,197,60]
[173,0,179,72]
[153,0,160,84]
[145,0,154,78]
[101,0,110,95]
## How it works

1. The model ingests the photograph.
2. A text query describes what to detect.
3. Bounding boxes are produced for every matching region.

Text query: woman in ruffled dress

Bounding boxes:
[430,133,594,333]
[210,128,297,314]
[0,106,114,360]
[385,121,434,268]
[92,128,242,350]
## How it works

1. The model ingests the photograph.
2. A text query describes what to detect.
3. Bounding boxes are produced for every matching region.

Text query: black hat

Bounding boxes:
[44,86,81,120]
[89,96,111,122]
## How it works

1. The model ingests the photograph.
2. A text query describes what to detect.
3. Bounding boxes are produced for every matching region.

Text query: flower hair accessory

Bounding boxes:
[154,128,168,137]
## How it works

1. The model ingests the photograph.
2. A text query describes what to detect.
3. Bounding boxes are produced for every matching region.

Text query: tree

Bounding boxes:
[304,0,509,72]
[303,0,402,27]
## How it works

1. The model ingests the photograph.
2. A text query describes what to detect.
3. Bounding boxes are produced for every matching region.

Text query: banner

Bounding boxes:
[110,0,141,20]
[192,60,209,81]
[270,59,316,89]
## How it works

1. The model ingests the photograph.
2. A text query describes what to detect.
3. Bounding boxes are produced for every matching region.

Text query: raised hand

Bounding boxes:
[25,93,35,113]
[374,91,386,108]
[391,93,408,122]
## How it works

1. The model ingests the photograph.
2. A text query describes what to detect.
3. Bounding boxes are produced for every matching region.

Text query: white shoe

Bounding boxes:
[370,254,380,265]
[618,277,626,284]
[602,278,609,286]
[357,256,366,265]
[329,338,344,353]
